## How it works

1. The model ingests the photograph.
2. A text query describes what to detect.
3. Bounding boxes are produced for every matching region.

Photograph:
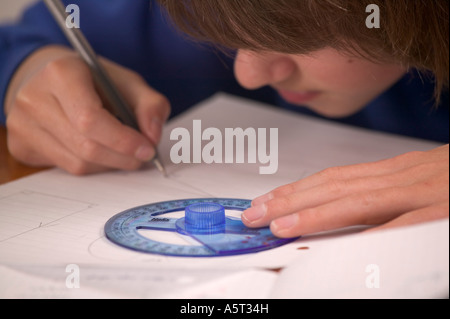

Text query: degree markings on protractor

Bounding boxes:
[105,198,298,257]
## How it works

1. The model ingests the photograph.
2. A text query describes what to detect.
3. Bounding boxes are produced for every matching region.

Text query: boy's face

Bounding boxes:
[234,48,406,117]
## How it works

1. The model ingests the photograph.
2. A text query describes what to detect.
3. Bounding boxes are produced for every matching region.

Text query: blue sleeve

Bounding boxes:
[0,1,68,125]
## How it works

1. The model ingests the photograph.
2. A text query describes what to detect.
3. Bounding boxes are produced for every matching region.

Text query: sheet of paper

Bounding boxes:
[0,93,445,298]
[0,263,276,299]
[270,219,449,299]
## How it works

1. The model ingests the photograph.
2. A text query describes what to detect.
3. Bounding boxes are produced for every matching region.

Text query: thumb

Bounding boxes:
[100,58,171,145]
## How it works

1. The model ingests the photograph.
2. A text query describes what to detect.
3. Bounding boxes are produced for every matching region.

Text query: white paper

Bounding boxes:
[270,219,449,299]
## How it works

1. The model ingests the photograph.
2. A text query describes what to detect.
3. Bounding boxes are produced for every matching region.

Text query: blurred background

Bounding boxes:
[0,0,37,22]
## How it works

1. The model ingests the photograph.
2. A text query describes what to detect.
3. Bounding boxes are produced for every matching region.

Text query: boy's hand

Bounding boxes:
[243,145,449,236]
[5,45,170,175]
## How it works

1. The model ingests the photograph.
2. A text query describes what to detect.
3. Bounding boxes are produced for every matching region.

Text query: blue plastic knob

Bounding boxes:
[184,202,226,234]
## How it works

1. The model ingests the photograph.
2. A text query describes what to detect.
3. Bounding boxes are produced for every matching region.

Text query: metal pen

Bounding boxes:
[43,0,167,176]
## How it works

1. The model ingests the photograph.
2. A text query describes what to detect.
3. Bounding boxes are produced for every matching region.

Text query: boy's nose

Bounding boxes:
[234,50,296,90]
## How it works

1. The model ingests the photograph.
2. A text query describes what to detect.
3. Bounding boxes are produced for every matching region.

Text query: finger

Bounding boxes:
[31,128,110,175]
[243,172,413,228]
[269,184,438,238]
[35,94,145,171]
[7,109,108,174]
[251,151,436,207]
[45,58,156,162]
[12,83,144,172]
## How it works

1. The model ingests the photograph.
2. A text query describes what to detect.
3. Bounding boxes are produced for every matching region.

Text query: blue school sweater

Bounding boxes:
[0,0,448,143]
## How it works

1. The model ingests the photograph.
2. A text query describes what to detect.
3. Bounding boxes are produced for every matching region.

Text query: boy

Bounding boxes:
[0,0,448,237]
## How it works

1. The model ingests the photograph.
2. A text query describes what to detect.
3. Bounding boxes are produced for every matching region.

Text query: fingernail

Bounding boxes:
[242,204,267,223]
[135,145,155,161]
[272,214,298,233]
[252,192,273,207]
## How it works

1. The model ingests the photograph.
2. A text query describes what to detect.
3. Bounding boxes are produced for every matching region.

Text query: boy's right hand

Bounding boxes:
[4,45,170,175]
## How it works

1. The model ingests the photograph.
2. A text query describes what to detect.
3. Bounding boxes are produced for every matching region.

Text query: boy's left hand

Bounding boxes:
[242,144,449,237]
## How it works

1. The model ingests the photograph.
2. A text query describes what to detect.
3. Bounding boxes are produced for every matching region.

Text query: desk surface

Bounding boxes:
[0,126,47,184]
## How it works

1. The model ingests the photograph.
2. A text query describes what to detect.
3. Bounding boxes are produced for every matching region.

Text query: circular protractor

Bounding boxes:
[104,198,298,257]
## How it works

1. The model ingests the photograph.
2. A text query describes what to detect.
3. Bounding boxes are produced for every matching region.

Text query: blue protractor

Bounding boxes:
[104,198,299,257]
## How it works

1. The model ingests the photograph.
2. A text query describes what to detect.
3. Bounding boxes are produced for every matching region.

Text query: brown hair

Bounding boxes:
[157,0,449,103]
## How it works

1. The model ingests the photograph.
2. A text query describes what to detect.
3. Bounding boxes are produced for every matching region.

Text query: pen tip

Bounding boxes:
[152,158,168,177]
